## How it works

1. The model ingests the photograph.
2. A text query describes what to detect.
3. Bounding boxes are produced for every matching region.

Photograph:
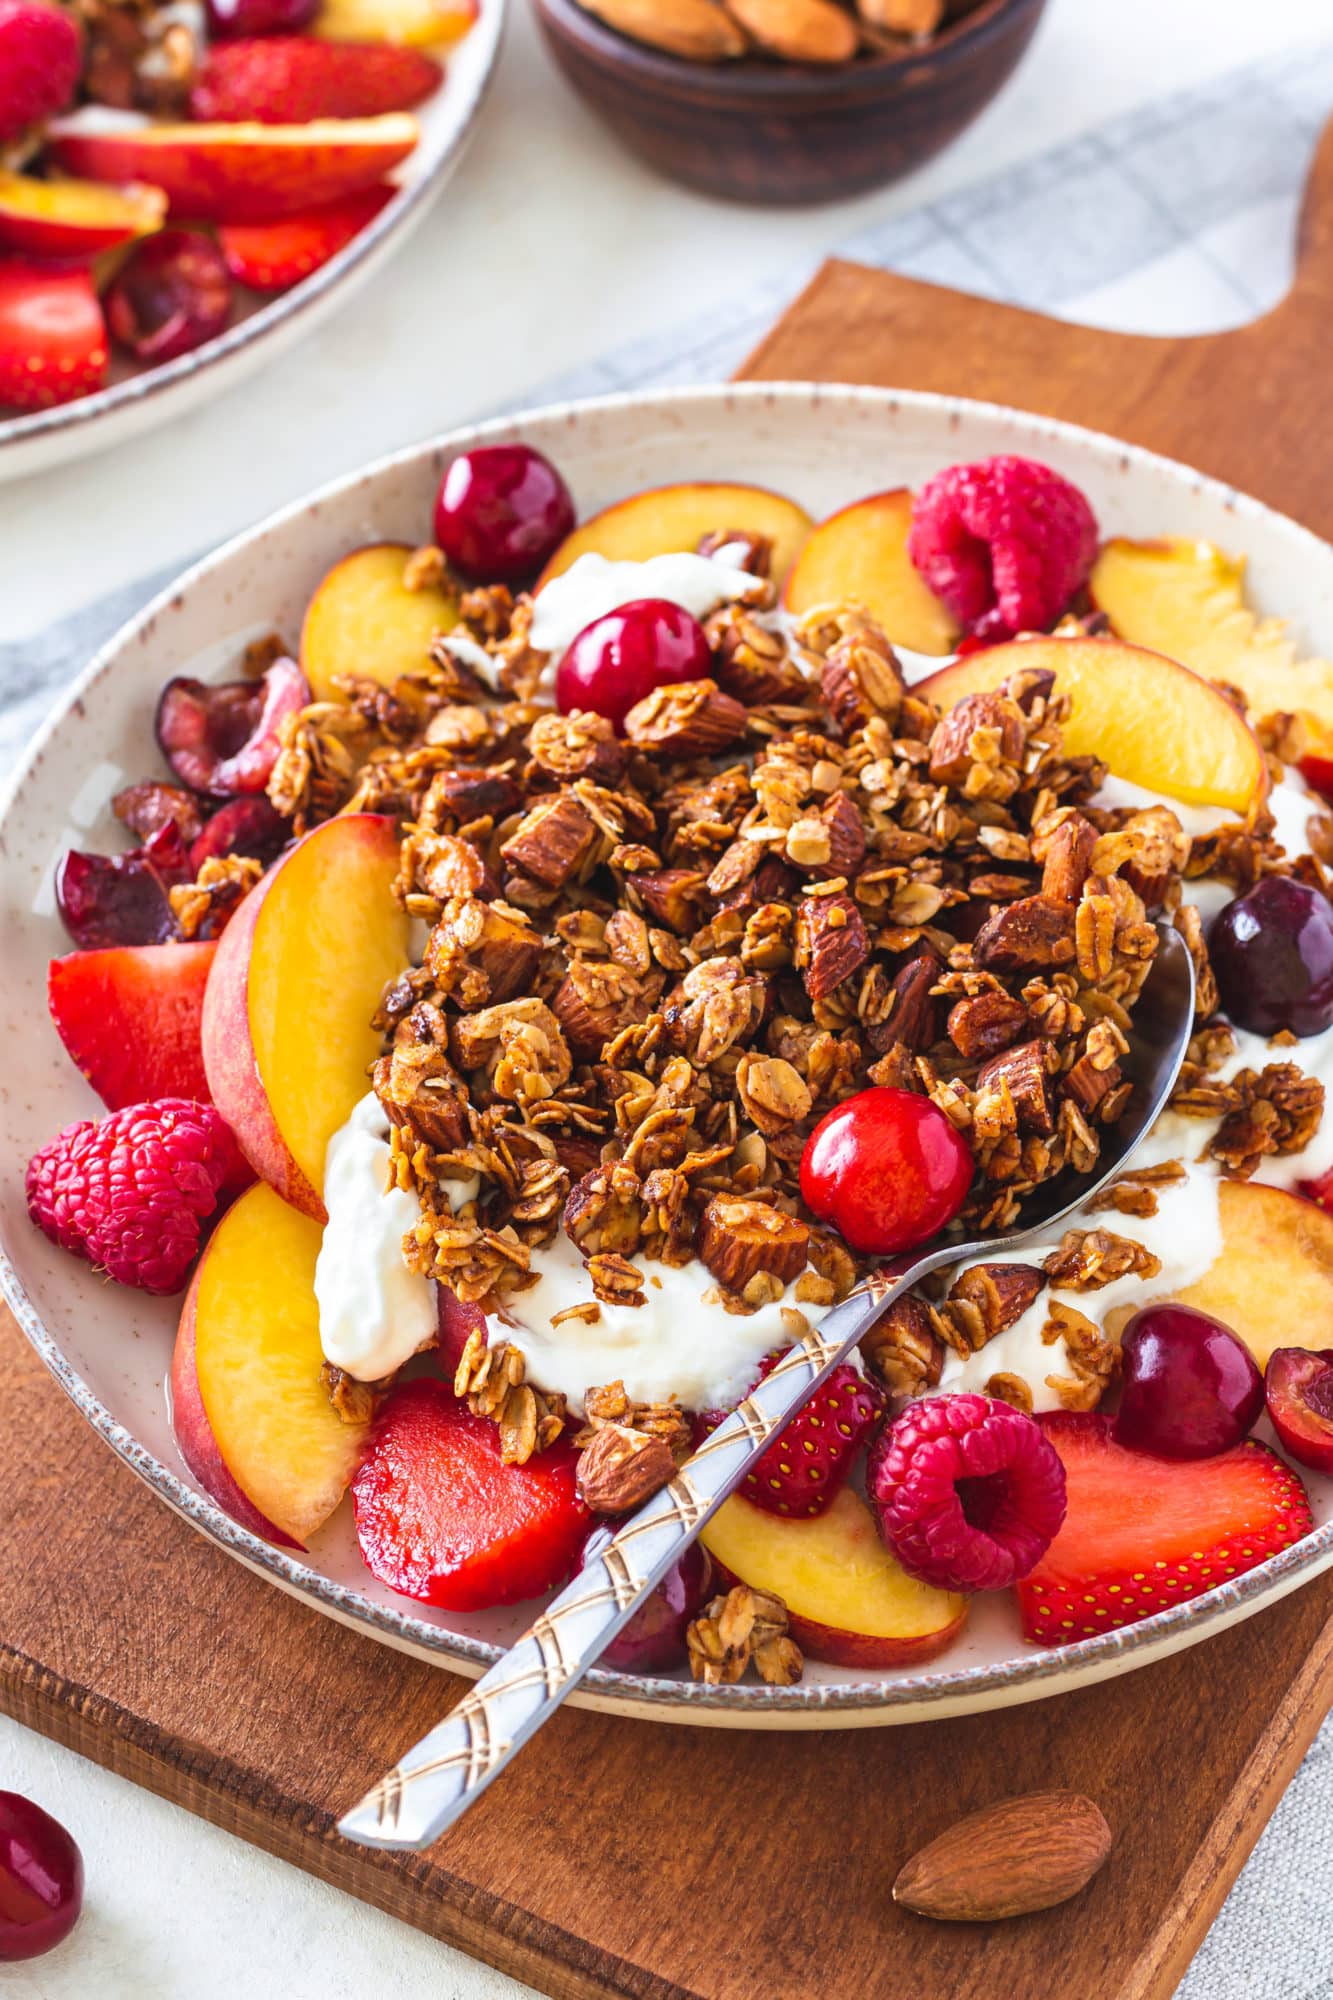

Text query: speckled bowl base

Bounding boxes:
[4,382,1333,1727]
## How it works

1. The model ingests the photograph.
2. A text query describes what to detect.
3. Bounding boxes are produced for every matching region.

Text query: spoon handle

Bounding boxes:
[337,1265,920,1852]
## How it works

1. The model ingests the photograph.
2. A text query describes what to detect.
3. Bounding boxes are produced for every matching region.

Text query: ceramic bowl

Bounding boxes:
[531,0,1048,206]
[0,2,505,485]
[5,381,1333,1729]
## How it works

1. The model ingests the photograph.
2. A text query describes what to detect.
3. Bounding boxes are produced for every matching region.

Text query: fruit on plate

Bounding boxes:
[0,0,81,147]
[104,229,233,365]
[1208,877,1333,1038]
[0,1791,84,1963]
[156,655,308,796]
[314,0,478,45]
[717,1360,884,1520]
[800,1086,972,1256]
[782,489,960,656]
[47,114,418,225]
[1090,537,1333,744]
[701,1486,967,1667]
[538,480,813,591]
[218,184,393,289]
[0,172,165,258]
[0,261,107,414]
[190,795,291,870]
[1114,1305,1263,1460]
[1017,1412,1313,1643]
[203,812,407,1217]
[1174,1180,1333,1371]
[27,1098,236,1294]
[1264,1348,1333,1476]
[435,443,576,585]
[554,598,711,731]
[300,541,458,698]
[351,1379,591,1609]
[918,636,1268,814]
[870,1394,1067,1592]
[208,0,319,34]
[48,941,216,1109]
[55,822,192,949]
[190,35,442,124]
[581,1527,714,1672]
[172,1180,368,1546]
[908,455,1099,643]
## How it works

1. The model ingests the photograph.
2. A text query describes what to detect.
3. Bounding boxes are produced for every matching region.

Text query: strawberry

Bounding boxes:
[48,943,217,1111]
[189,37,442,124]
[700,1357,885,1519]
[1017,1413,1314,1645]
[0,261,107,413]
[351,1380,592,1610]
[0,0,82,145]
[218,184,393,291]
[436,1284,485,1376]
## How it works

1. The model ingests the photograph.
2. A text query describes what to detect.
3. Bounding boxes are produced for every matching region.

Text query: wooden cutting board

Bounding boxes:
[5,112,1333,2000]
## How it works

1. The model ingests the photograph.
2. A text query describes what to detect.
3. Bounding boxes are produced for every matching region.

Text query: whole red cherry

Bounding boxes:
[433,443,574,584]
[1114,1305,1263,1460]
[799,1087,973,1256]
[555,598,711,732]
[105,229,232,365]
[1208,876,1333,1038]
[0,1792,83,1962]
[205,0,318,33]
[1265,1347,1333,1476]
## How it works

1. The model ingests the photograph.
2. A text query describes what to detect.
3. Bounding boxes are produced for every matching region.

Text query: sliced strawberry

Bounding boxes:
[698,1357,884,1519]
[351,1380,591,1610]
[436,1285,485,1376]
[0,261,107,413]
[190,36,442,124]
[219,184,392,291]
[0,0,82,146]
[1017,1412,1313,1645]
[49,943,217,1110]
[1301,1163,1333,1216]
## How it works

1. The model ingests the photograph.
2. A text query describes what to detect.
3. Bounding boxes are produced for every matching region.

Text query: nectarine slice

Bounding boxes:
[918,636,1268,814]
[0,171,166,257]
[315,0,478,41]
[1091,537,1333,736]
[300,542,459,701]
[782,488,959,657]
[173,1181,367,1547]
[202,812,408,1218]
[702,1487,966,1666]
[1174,1180,1333,1371]
[537,481,813,592]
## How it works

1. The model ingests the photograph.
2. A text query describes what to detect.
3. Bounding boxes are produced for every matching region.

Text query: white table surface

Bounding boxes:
[4,2,1333,1994]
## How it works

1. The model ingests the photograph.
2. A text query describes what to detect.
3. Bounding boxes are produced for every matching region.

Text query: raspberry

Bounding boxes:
[868,1393,1067,1592]
[26,1099,236,1295]
[907,455,1099,642]
[0,0,81,144]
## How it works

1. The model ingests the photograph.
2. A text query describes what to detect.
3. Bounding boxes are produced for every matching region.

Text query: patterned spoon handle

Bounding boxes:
[337,1261,936,1852]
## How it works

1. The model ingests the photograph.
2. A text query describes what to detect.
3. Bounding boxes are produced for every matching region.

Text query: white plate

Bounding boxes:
[0,5,505,484]
[5,381,1333,1729]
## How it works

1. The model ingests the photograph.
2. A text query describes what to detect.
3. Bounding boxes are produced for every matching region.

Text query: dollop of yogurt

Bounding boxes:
[486,1229,831,1416]
[315,1092,478,1383]
[527,549,767,661]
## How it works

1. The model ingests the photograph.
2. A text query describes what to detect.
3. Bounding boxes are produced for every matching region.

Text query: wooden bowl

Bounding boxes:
[532,0,1049,206]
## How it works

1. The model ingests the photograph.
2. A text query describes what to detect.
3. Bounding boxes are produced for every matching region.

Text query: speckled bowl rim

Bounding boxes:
[5,378,1333,1723]
[0,0,505,464]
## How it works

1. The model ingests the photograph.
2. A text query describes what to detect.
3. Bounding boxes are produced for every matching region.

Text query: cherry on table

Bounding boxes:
[1265,1347,1333,1475]
[581,1528,713,1673]
[1208,876,1333,1038]
[433,443,574,584]
[1113,1304,1263,1460]
[555,598,711,732]
[799,1087,973,1256]
[0,1792,83,1962]
[105,230,232,366]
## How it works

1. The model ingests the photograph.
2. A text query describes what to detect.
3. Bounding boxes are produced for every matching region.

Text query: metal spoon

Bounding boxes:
[339,923,1194,1852]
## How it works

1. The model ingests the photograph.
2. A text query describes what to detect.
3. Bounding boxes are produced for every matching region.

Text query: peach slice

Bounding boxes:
[47,116,418,224]
[202,812,408,1219]
[918,635,1268,815]
[701,1486,967,1667]
[315,0,478,41]
[1173,1180,1333,1371]
[301,542,459,701]
[172,1181,367,1547]
[0,172,165,257]
[782,488,959,657]
[537,481,813,592]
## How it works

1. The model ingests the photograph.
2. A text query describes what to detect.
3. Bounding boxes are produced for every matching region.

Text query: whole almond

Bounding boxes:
[578,0,747,59]
[724,0,858,63]
[893,1791,1113,1921]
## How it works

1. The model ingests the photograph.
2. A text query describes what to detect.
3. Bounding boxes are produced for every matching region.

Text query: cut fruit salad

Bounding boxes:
[0,0,477,414]
[26,443,1333,1685]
